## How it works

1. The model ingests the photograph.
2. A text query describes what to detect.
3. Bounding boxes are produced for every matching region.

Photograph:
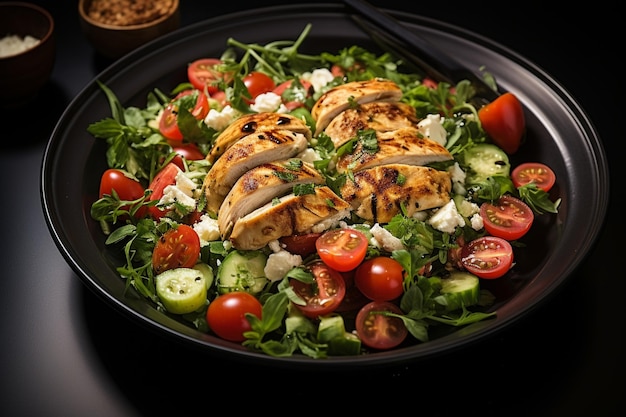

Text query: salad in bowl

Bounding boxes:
[87,23,560,358]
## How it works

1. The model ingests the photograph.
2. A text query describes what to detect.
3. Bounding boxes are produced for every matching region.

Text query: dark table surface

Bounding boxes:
[1,1,622,416]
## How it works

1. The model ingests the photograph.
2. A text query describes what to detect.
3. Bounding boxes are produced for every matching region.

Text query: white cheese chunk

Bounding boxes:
[428,199,465,234]
[264,250,303,282]
[193,214,220,245]
[417,114,447,146]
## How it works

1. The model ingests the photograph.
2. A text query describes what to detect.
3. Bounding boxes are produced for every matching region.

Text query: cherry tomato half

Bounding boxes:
[152,224,201,275]
[355,257,405,301]
[478,92,525,155]
[279,232,322,257]
[315,228,368,272]
[460,236,514,279]
[187,58,232,94]
[206,292,262,342]
[355,301,408,350]
[147,162,180,219]
[242,72,276,100]
[511,162,556,192]
[480,195,534,241]
[290,260,346,318]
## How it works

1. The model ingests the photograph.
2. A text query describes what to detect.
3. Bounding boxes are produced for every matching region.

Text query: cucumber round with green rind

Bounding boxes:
[217,250,268,295]
[462,143,510,184]
[434,271,480,312]
[156,267,208,314]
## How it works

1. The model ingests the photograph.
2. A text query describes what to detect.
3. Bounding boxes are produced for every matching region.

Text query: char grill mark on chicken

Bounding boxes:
[229,186,352,250]
[311,78,402,136]
[218,159,325,239]
[203,129,308,215]
[208,112,311,164]
[340,164,452,223]
[335,127,453,174]
[324,101,419,149]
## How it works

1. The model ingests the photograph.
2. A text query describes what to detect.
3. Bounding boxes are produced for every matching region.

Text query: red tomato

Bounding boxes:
[279,232,322,257]
[478,92,525,154]
[290,260,346,318]
[159,90,209,141]
[99,169,144,200]
[159,104,183,140]
[147,163,180,219]
[315,228,368,272]
[172,143,204,161]
[242,72,275,100]
[152,225,201,274]
[206,292,262,342]
[272,79,312,110]
[512,162,556,192]
[355,301,408,350]
[354,257,405,301]
[187,58,231,94]
[460,236,514,279]
[99,169,147,218]
[480,195,534,241]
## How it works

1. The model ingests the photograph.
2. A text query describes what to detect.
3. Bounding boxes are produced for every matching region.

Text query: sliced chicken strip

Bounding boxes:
[325,101,419,149]
[311,78,402,136]
[340,164,451,224]
[203,129,308,215]
[335,127,452,174]
[208,112,311,163]
[218,158,325,239]
[229,186,352,250]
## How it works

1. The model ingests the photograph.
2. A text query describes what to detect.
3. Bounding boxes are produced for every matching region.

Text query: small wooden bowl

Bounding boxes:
[0,2,55,107]
[78,0,180,60]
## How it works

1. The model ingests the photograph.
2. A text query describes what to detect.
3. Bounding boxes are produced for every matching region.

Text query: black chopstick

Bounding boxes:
[342,0,500,103]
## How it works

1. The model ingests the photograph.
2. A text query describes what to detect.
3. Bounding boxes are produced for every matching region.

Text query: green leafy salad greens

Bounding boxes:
[88,23,560,358]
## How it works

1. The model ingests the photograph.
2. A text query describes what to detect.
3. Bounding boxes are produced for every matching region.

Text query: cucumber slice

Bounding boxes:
[317,314,345,343]
[318,314,362,355]
[462,143,510,183]
[217,250,268,295]
[434,271,480,312]
[156,267,208,314]
[192,263,214,289]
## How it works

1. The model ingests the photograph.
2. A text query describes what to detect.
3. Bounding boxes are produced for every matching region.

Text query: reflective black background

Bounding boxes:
[1,1,622,416]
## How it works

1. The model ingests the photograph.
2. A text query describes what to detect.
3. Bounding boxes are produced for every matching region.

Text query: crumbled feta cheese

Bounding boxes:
[370,223,405,252]
[250,92,288,113]
[297,148,321,164]
[310,209,352,233]
[264,250,303,282]
[193,214,220,244]
[428,199,465,233]
[302,68,334,92]
[417,114,447,146]
[159,170,197,211]
[411,211,428,221]
[470,213,484,231]
[448,162,467,195]
[204,105,239,130]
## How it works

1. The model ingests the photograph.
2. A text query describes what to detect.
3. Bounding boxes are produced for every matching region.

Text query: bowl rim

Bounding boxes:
[78,0,180,31]
[0,1,55,59]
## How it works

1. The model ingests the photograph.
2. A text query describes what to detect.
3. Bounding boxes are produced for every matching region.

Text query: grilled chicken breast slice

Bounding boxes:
[340,164,452,224]
[229,186,352,250]
[335,127,453,174]
[208,112,311,163]
[311,79,402,136]
[218,158,325,238]
[203,129,309,215]
[325,101,419,149]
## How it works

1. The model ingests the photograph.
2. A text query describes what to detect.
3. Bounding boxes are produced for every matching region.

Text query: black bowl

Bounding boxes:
[41,4,609,370]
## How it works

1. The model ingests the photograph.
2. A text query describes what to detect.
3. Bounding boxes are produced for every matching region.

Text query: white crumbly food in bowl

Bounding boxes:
[0,34,41,58]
